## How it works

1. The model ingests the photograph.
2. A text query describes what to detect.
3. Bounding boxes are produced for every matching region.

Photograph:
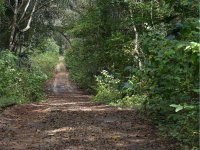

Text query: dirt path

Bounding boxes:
[0,57,172,150]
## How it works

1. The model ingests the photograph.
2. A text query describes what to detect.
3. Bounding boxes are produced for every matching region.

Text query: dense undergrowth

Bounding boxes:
[65,0,199,149]
[0,39,59,109]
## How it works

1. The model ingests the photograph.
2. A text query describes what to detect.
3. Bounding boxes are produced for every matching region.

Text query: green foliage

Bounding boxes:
[36,38,60,53]
[0,50,59,108]
[113,95,147,108]
[65,44,98,91]
[94,70,146,108]
[94,70,122,103]
[65,0,199,148]
[32,51,59,78]
[0,0,4,14]
[0,51,20,106]
[140,28,199,147]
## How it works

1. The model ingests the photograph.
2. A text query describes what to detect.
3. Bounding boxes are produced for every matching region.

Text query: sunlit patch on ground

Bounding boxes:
[0,58,171,150]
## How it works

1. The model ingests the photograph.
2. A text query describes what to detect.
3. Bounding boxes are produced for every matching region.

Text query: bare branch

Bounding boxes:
[19,0,31,22]
[18,0,25,10]
[21,0,38,32]
[19,0,53,24]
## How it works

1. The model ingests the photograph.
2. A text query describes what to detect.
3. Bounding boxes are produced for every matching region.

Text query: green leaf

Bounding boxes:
[192,89,200,94]
[170,104,184,112]
[124,66,132,71]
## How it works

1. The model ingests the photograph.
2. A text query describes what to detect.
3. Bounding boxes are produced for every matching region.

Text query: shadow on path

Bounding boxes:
[0,57,173,150]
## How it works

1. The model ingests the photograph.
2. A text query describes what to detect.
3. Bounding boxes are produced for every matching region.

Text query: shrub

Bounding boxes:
[140,23,199,147]
[65,45,98,92]
[0,50,59,108]
[94,70,122,103]
[31,51,59,78]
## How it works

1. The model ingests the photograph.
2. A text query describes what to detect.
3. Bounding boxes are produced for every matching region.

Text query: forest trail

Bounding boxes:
[0,57,171,150]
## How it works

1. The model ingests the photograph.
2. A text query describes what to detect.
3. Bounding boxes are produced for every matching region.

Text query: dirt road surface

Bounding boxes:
[0,58,172,150]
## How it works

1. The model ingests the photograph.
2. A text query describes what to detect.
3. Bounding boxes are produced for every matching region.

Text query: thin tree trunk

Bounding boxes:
[130,9,142,69]
[19,0,31,22]
[59,32,73,48]
[132,24,139,55]
[132,24,142,69]
[151,0,154,26]
[9,0,18,51]
[20,0,38,32]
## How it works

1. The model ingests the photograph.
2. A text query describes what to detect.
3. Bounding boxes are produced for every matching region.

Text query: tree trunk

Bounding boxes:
[20,0,38,32]
[130,8,142,69]
[9,0,18,51]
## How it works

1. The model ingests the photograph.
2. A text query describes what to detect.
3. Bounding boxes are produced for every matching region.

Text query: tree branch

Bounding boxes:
[18,0,25,10]
[19,0,31,23]
[19,0,53,24]
[20,0,38,32]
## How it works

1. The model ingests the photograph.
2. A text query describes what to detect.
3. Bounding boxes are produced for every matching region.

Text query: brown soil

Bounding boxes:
[0,58,173,150]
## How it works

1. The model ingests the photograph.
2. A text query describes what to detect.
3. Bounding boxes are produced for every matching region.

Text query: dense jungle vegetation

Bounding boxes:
[0,0,63,108]
[64,0,199,149]
[0,0,199,149]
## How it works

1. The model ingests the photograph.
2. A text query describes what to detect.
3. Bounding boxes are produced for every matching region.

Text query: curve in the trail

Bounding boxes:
[0,57,172,150]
